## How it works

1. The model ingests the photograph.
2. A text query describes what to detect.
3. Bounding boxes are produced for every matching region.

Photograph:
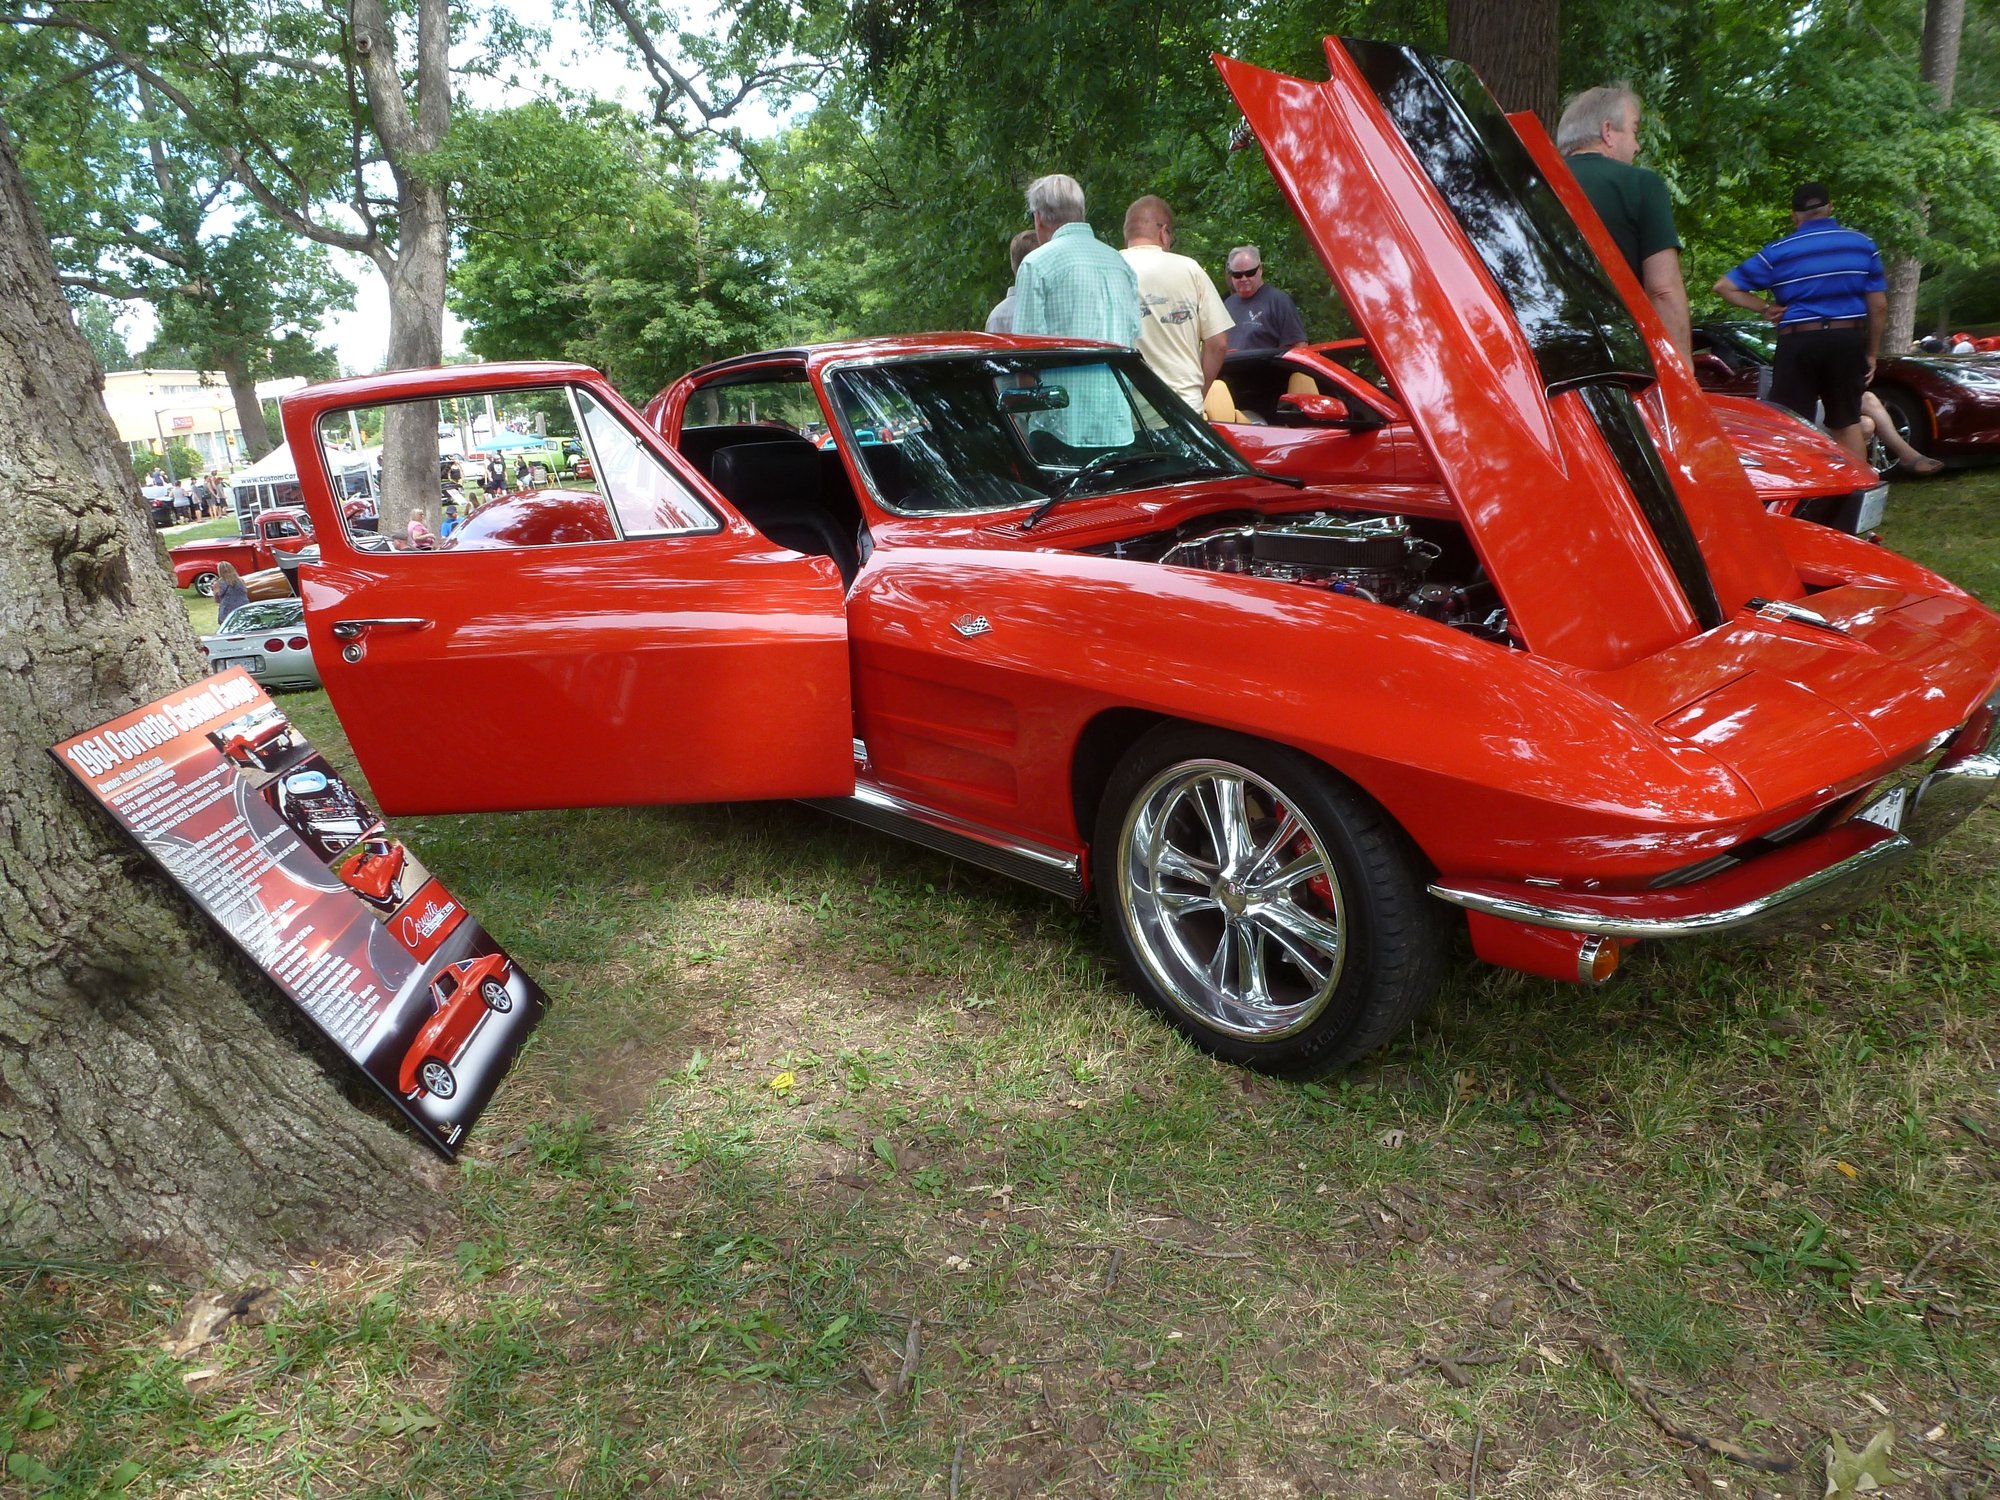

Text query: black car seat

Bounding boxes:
[709,441,858,586]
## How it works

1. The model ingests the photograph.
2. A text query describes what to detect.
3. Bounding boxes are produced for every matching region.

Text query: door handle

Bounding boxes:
[331,617,432,641]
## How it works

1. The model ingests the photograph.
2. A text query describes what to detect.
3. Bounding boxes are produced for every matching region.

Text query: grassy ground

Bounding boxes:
[9,471,1998,1498]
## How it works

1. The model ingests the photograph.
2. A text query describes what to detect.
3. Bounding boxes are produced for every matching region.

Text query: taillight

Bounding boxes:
[264,637,286,652]
[287,636,308,651]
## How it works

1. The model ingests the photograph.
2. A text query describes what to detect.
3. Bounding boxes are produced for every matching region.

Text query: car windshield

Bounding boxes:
[1725,324,1777,362]
[219,601,303,633]
[826,352,1253,515]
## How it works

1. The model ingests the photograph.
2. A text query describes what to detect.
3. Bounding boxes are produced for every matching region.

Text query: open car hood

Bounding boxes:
[1216,39,1800,670]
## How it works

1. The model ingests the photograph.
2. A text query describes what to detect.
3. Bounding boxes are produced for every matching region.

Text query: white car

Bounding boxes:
[200,597,321,691]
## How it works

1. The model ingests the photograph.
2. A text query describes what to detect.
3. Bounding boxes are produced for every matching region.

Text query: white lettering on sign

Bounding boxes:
[401,898,459,947]
[62,676,259,780]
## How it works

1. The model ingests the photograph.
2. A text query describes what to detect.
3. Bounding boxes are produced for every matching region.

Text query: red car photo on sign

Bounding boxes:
[50,668,548,1158]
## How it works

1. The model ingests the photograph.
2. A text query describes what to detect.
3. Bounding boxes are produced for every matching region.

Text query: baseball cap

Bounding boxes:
[1792,181,1830,212]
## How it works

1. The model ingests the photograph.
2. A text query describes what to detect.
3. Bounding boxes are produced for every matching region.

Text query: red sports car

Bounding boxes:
[284,37,2000,1079]
[1210,339,1889,535]
[398,954,514,1100]
[214,707,295,771]
[338,836,408,909]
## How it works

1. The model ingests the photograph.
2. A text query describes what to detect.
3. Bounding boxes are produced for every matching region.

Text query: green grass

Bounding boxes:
[7,468,1998,1497]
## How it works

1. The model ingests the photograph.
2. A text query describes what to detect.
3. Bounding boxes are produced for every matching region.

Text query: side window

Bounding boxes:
[314,385,712,552]
[576,390,714,536]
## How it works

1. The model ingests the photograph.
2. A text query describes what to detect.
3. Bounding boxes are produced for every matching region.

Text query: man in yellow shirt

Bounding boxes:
[1120,196,1233,411]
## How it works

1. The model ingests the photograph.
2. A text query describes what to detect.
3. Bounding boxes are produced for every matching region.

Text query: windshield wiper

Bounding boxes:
[1021,452,1172,529]
[1021,453,1302,530]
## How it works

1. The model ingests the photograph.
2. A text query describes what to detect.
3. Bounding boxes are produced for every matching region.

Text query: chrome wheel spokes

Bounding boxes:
[1118,760,1347,1040]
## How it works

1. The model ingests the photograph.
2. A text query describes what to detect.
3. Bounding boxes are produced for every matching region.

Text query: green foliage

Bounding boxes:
[67,294,134,372]
[1562,0,2000,315]
[2,19,350,401]
[446,103,800,400]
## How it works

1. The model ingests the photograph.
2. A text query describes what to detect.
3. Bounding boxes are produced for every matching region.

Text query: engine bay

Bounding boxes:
[1095,511,1512,644]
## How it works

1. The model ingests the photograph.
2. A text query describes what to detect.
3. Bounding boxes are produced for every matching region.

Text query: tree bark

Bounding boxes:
[1447,0,1559,128]
[1885,0,1966,349]
[353,0,452,536]
[217,346,274,461]
[0,126,449,1275]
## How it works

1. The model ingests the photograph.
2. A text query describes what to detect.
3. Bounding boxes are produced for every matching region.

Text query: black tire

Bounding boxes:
[1093,725,1446,1078]
[480,979,512,1012]
[419,1058,456,1100]
[1872,384,1931,457]
[191,570,218,598]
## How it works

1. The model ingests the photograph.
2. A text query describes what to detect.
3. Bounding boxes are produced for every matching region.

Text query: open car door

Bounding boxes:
[281,363,853,817]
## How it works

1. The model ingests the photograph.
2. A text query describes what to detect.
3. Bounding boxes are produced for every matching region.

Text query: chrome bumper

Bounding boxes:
[1430,689,2000,940]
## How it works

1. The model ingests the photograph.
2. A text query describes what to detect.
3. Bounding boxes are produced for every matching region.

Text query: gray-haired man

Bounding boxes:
[1013,174,1140,446]
[1556,83,1690,366]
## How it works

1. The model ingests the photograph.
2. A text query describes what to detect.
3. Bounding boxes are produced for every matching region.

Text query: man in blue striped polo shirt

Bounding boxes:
[1713,181,1886,461]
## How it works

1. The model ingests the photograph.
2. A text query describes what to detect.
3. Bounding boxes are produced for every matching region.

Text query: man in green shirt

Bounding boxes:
[1556,84,1691,369]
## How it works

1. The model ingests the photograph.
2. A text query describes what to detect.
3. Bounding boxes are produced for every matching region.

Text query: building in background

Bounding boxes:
[102,370,309,475]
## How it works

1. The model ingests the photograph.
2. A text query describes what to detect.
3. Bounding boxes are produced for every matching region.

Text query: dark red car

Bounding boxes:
[1694,321,2000,465]
[399,954,514,1100]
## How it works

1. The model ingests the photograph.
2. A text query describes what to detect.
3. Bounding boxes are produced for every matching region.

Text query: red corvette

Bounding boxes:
[338,835,408,909]
[398,954,514,1100]
[285,38,2000,1079]
[214,707,295,771]
[1211,339,1888,535]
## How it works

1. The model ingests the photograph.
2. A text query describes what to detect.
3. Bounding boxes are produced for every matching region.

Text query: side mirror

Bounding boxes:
[1693,352,1734,385]
[1277,391,1352,426]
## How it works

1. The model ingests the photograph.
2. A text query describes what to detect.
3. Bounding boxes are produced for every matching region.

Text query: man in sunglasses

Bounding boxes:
[1221,246,1308,352]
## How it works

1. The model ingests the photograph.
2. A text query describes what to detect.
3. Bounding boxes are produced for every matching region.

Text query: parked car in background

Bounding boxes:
[1210,340,1888,535]
[170,507,316,595]
[200,597,321,691]
[143,483,178,527]
[283,38,2000,1081]
[1693,321,2000,466]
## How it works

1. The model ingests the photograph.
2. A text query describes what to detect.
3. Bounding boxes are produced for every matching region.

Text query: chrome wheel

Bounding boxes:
[419,1058,456,1099]
[1116,759,1347,1041]
[481,979,512,1012]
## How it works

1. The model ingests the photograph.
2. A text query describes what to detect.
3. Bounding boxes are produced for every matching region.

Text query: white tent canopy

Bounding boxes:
[229,439,376,490]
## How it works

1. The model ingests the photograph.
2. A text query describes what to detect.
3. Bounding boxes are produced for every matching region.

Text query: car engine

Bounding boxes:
[1109,513,1511,643]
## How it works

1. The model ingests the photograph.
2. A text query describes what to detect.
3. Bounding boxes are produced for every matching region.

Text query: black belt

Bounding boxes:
[1776,316,1866,333]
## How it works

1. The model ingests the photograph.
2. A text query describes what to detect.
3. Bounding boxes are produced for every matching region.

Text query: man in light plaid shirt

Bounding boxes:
[1014,174,1141,447]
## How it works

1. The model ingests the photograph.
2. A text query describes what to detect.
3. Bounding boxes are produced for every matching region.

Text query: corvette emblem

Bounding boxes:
[952,614,992,639]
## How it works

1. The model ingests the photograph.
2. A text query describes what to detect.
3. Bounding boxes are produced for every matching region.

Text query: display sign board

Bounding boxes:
[51,670,546,1158]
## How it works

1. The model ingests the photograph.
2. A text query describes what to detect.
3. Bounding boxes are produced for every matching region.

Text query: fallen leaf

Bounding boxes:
[1824,1428,1899,1496]
[768,1071,796,1092]
[1454,1069,1480,1102]
[376,1401,442,1439]
[1834,1161,1859,1179]
[1377,1128,1407,1149]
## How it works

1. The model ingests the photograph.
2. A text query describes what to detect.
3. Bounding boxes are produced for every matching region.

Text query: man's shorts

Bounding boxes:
[1768,324,1869,429]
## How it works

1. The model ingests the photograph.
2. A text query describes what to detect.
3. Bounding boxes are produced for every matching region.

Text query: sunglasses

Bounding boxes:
[1228,266,1261,278]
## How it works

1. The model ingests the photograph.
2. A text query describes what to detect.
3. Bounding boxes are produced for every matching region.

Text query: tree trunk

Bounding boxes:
[371,174,451,537]
[1885,0,1966,350]
[0,128,449,1275]
[217,346,274,461]
[1447,0,1559,128]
